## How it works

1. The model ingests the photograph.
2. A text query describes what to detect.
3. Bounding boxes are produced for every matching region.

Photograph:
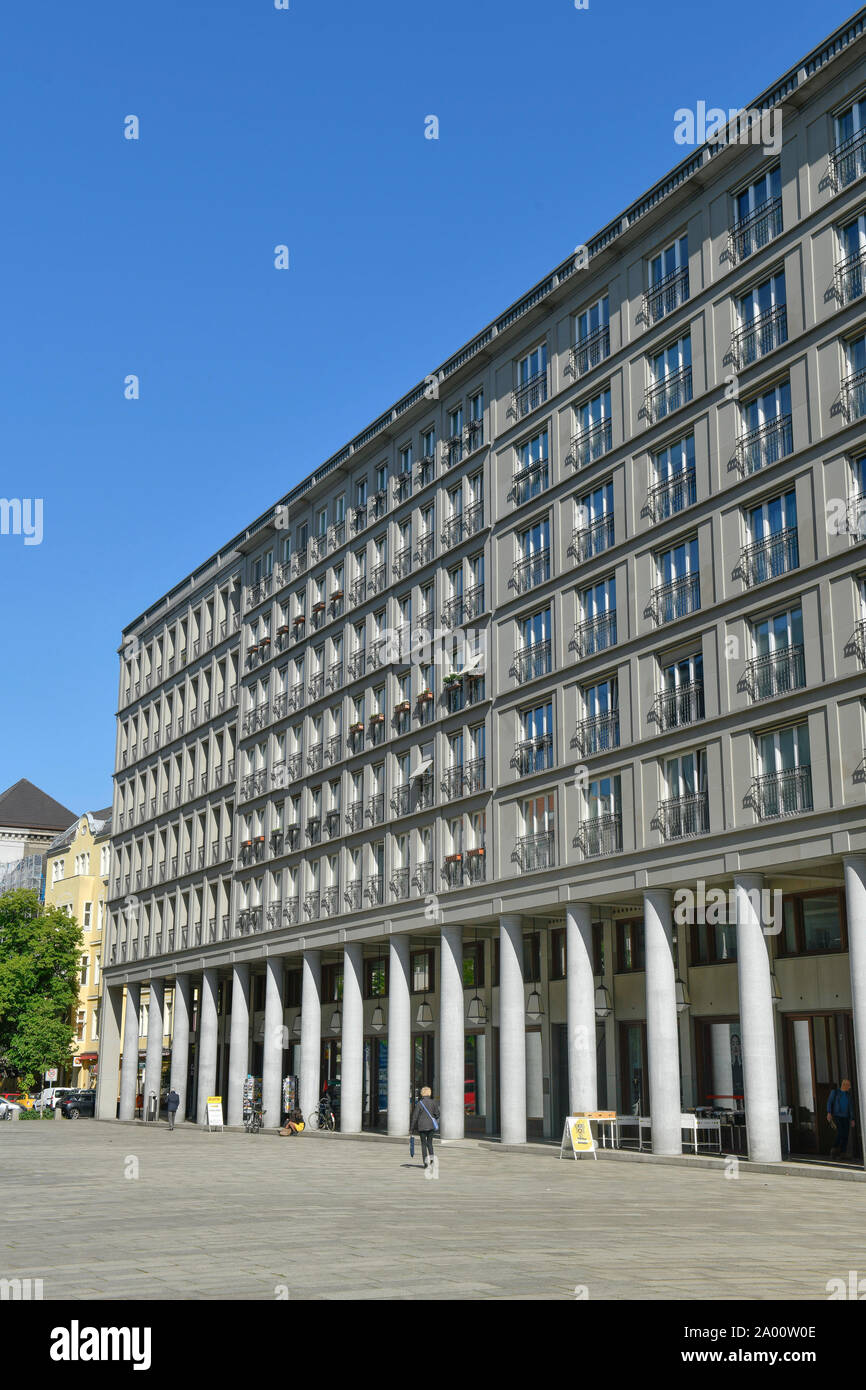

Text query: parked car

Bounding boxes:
[35,1087,74,1112]
[59,1090,96,1120]
[0,1097,22,1119]
[0,1092,34,1110]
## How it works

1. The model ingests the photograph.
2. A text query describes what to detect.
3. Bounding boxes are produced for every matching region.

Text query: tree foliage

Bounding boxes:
[0,890,82,1086]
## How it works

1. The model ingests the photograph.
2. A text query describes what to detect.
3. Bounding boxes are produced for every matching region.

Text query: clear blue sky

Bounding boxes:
[0,0,857,817]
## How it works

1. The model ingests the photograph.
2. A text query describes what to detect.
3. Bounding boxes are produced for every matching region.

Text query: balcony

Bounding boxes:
[510,458,549,507]
[370,489,387,521]
[286,752,302,779]
[569,324,610,379]
[390,867,409,900]
[642,468,696,523]
[240,769,268,800]
[831,129,866,190]
[303,891,320,919]
[654,793,709,840]
[306,817,322,845]
[324,808,341,838]
[735,528,799,588]
[441,857,463,889]
[365,794,385,825]
[266,899,283,928]
[344,880,362,912]
[511,832,555,872]
[390,784,411,817]
[394,473,412,504]
[351,505,366,533]
[572,711,619,756]
[442,514,463,549]
[327,661,343,690]
[444,436,463,468]
[741,645,805,702]
[733,413,792,477]
[512,368,548,419]
[463,501,484,540]
[464,849,486,883]
[573,814,622,858]
[841,368,866,422]
[280,897,298,926]
[571,612,616,658]
[644,366,692,423]
[644,266,689,325]
[567,418,612,470]
[413,533,435,567]
[416,455,435,489]
[650,681,705,730]
[317,885,336,917]
[511,550,551,595]
[464,759,485,794]
[749,767,813,820]
[365,875,384,906]
[349,578,367,607]
[845,619,866,663]
[466,419,484,453]
[511,736,554,776]
[417,773,435,809]
[729,196,782,263]
[464,585,485,621]
[326,734,342,763]
[837,246,866,306]
[269,829,284,855]
[272,691,288,720]
[510,640,552,684]
[330,521,345,550]
[413,862,433,896]
[441,594,466,629]
[308,673,324,703]
[441,765,464,799]
[730,304,787,369]
[647,574,700,625]
[348,651,366,681]
[287,682,304,713]
[568,515,614,563]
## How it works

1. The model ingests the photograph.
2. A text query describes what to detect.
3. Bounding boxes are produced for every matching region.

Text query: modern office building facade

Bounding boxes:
[98,13,866,1162]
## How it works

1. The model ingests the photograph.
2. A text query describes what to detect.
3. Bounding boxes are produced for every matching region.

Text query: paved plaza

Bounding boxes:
[2,1121,865,1300]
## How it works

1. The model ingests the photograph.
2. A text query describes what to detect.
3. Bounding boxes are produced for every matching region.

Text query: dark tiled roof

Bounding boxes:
[0,780,76,832]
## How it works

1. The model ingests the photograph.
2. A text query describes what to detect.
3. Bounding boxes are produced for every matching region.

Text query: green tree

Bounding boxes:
[0,889,82,1087]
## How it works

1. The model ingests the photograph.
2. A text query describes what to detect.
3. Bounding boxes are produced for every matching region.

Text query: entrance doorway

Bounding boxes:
[619,1021,648,1114]
[364,1036,388,1129]
[783,1011,859,1159]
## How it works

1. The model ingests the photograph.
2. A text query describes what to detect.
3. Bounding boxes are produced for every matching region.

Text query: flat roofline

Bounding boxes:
[122,5,866,641]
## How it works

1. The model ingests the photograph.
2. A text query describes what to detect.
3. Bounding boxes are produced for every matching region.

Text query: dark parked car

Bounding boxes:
[60,1089,96,1120]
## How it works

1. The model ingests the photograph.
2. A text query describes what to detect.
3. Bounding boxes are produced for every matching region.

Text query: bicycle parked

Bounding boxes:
[244,1105,266,1134]
[306,1097,336,1131]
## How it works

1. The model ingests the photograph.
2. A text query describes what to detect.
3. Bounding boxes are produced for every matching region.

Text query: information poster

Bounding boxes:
[206,1096,224,1131]
[560,1114,596,1160]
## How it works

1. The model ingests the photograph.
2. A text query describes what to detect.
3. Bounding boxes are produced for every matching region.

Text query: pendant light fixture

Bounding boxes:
[466,925,487,1024]
[594,982,612,1020]
[370,947,386,1031]
[416,937,434,1028]
[525,924,545,1021]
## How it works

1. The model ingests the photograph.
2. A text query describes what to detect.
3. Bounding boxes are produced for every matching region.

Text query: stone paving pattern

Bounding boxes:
[3,1122,865,1300]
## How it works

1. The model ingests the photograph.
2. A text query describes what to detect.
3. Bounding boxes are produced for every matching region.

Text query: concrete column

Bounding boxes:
[227,962,251,1127]
[299,949,321,1121]
[499,914,526,1144]
[143,977,164,1119]
[844,855,866,1162]
[118,982,140,1122]
[643,889,682,1155]
[440,924,465,1139]
[710,1024,735,1110]
[387,933,411,1136]
[735,873,781,1163]
[566,903,597,1114]
[169,974,191,1122]
[340,942,364,1134]
[262,957,285,1130]
[96,983,124,1120]
[196,967,219,1125]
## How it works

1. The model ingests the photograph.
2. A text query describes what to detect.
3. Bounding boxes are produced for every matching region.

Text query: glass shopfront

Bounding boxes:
[783,1011,859,1158]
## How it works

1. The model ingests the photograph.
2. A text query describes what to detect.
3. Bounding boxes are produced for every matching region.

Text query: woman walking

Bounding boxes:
[411,1086,440,1170]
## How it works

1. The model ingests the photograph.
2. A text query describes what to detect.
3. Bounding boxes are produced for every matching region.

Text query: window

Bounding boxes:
[833,96,866,188]
[576,575,616,655]
[749,605,804,699]
[779,890,846,956]
[743,490,798,585]
[648,334,692,420]
[400,443,413,474]
[515,518,550,592]
[76,1008,86,1041]
[649,435,695,520]
[514,428,549,504]
[844,331,866,421]
[578,676,619,753]
[519,794,555,870]
[321,963,344,1002]
[515,343,548,416]
[660,749,708,837]
[411,949,434,993]
[421,426,435,459]
[731,165,782,260]
[80,953,89,986]
[523,933,541,982]
[573,478,614,561]
[574,294,610,375]
[838,211,866,304]
[755,721,812,818]
[657,650,704,729]
[572,387,611,467]
[580,774,622,857]
[514,606,552,683]
[738,379,792,475]
[83,901,92,928]
[517,700,554,774]
[647,235,688,322]
[734,270,787,366]
[616,918,644,973]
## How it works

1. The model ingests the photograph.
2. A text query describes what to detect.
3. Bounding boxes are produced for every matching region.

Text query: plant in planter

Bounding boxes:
[350,721,365,734]
[293,614,305,625]
[394,700,411,714]
[442,672,461,686]
[467,846,485,856]
[312,601,326,612]
[277,624,290,634]
[370,712,385,723]
[330,588,344,601]
[418,689,433,701]
[445,852,463,863]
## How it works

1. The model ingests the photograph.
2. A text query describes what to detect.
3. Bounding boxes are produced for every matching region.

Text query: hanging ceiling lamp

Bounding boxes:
[466,925,487,1024]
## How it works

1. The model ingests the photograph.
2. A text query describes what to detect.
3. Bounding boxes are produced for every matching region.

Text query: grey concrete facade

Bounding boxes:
[97,16,866,1160]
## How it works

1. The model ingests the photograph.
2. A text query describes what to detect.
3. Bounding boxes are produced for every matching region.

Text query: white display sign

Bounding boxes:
[206,1096,224,1131]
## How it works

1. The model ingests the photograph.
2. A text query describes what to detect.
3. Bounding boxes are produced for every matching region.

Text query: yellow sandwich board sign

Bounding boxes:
[206,1096,224,1131]
[559,1114,596,1160]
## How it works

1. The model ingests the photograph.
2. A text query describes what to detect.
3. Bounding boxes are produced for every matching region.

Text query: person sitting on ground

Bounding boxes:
[279,1106,305,1136]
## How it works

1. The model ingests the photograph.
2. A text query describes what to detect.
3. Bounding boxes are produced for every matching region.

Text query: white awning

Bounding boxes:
[460,650,486,676]
[412,757,433,779]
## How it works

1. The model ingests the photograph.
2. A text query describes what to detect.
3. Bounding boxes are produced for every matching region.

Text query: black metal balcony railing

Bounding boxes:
[463,584,485,621]
[286,824,300,850]
[392,547,411,581]
[365,875,384,906]
[285,752,301,780]
[441,858,463,889]
[466,419,484,453]
[842,367,866,422]
[655,793,709,840]
[390,784,411,817]
[512,831,555,872]
[570,323,610,378]
[571,611,616,658]
[442,514,463,549]
[647,574,701,625]
[831,129,866,190]
[512,369,548,419]
[573,814,622,858]
[441,765,464,799]
[326,734,342,763]
[351,504,366,532]
[749,767,813,820]
[346,799,363,831]
[413,532,435,567]
[308,672,324,702]
[568,514,614,563]
[572,710,620,756]
[510,640,552,683]
[416,455,435,489]
[650,681,705,730]
[731,303,787,368]
[462,501,484,540]
[644,266,689,325]
[413,862,433,895]
[327,661,343,690]
[348,651,366,681]
[304,891,320,919]
[272,691,288,720]
[444,435,463,468]
[845,619,866,662]
[837,246,866,306]
[512,550,550,595]
[510,458,549,506]
[644,365,692,423]
[736,527,799,587]
[266,900,282,928]
[322,886,340,916]
[643,468,696,523]
[464,758,485,794]
[240,769,268,800]
[511,736,554,776]
[390,867,409,900]
[349,578,367,607]
[417,773,434,810]
[733,413,792,477]
[441,593,465,629]
[307,744,324,773]
[344,880,362,912]
[366,794,385,824]
[394,473,412,504]
[845,491,866,539]
[464,851,486,883]
[568,418,612,470]
[729,196,782,263]
[742,645,805,702]
[283,897,299,925]
[369,562,386,595]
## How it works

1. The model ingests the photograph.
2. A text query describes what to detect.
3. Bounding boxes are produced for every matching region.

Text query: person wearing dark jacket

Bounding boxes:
[411,1087,440,1168]
[165,1089,180,1131]
[828,1079,855,1159]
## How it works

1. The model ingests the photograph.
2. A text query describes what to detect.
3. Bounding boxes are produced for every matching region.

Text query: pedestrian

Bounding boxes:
[827,1079,855,1160]
[410,1086,440,1170]
[165,1088,180,1131]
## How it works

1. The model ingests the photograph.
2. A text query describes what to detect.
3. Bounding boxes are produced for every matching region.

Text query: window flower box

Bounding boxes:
[277,625,290,635]
[330,589,344,601]
[418,689,434,701]
[443,672,460,686]
[369,712,385,723]
[350,722,365,734]
[445,853,463,863]
[260,636,271,646]
[394,700,411,714]
[293,615,306,626]
[248,644,259,654]
[312,601,326,613]
[467,846,485,856]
